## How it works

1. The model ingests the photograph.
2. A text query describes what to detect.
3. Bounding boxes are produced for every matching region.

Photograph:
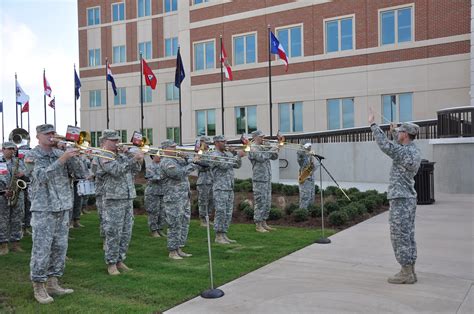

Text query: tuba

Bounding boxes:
[9,128,30,147]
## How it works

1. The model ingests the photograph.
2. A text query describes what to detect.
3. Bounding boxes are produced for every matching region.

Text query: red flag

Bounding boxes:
[44,73,52,97]
[142,59,157,90]
[21,101,29,113]
[220,44,233,81]
[48,97,55,109]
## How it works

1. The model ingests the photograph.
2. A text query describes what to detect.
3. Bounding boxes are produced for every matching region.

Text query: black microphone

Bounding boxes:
[311,152,325,160]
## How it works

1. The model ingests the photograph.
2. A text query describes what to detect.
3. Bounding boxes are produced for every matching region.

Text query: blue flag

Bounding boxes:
[74,68,82,100]
[174,48,185,88]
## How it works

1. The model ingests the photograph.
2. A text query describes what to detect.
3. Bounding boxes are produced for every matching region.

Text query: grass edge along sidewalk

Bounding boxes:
[0,213,334,313]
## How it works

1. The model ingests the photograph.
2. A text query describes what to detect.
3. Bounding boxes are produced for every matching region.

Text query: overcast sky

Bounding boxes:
[0,0,78,145]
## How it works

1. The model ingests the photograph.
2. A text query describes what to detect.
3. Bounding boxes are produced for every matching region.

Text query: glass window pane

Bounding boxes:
[327,99,340,130]
[121,88,126,104]
[88,9,93,25]
[146,42,152,59]
[89,91,94,107]
[95,49,101,65]
[121,46,125,62]
[207,110,216,136]
[165,0,170,12]
[293,102,303,132]
[340,18,353,50]
[326,21,339,52]
[342,98,354,128]
[382,95,397,122]
[279,103,290,132]
[247,106,257,133]
[235,107,246,134]
[205,42,214,69]
[195,43,204,70]
[277,29,289,57]
[96,91,101,106]
[399,93,413,122]
[246,34,256,64]
[290,27,302,57]
[173,38,178,55]
[196,111,206,135]
[95,8,100,24]
[172,0,177,11]
[398,8,412,43]
[381,11,395,45]
[120,3,124,20]
[165,39,171,57]
[166,83,172,100]
[145,0,150,16]
[113,5,117,21]
[234,37,244,65]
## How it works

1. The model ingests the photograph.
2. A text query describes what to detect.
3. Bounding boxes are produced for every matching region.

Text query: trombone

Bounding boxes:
[54,131,116,160]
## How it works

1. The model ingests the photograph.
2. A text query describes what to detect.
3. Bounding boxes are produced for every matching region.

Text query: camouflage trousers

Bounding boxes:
[253,181,272,222]
[389,198,417,266]
[0,197,24,243]
[30,210,69,282]
[96,195,105,238]
[164,197,190,251]
[299,180,315,210]
[103,199,134,265]
[213,190,234,233]
[145,194,166,232]
[71,182,83,221]
[197,184,214,218]
[24,189,31,228]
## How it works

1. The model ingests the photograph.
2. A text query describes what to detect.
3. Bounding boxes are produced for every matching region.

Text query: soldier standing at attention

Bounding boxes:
[91,152,106,249]
[99,130,144,275]
[195,136,214,227]
[25,124,82,304]
[369,110,422,284]
[160,140,196,260]
[248,130,279,233]
[297,142,319,210]
[210,135,243,244]
[145,153,167,238]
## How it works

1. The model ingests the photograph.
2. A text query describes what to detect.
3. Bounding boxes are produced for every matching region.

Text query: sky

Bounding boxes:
[0,0,79,145]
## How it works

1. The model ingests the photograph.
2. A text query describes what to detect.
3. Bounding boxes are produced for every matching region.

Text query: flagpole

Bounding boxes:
[15,73,19,128]
[1,106,4,142]
[20,109,23,129]
[106,58,110,129]
[220,35,225,135]
[74,64,78,127]
[268,25,273,137]
[28,110,30,134]
[54,98,57,130]
[178,47,183,146]
[43,68,47,123]
[140,53,144,134]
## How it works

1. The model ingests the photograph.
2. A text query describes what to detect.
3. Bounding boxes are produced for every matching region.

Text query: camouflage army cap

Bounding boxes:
[213,135,226,142]
[2,141,16,149]
[100,129,120,141]
[251,130,265,138]
[199,136,211,144]
[36,124,55,134]
[397,123,419,136]
[161,139,177,148]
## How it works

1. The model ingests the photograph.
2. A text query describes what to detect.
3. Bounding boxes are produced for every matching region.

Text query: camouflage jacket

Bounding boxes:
[0,157,27,186]
[297,151,318,182]
[91,156,105,196]
[160,157,196,202]
[371,124,422,199]
[195,154,213,186]
[248,146,278,182]
[210,151,242,191]
[24,146,83,212]
[145,162,164,196]
[98,153,142,200]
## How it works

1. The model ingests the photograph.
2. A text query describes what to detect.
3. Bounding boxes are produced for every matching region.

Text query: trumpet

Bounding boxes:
[54,132,116,160]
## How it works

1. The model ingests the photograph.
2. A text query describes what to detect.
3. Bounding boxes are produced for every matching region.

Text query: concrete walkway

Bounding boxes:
[167,194,474,314]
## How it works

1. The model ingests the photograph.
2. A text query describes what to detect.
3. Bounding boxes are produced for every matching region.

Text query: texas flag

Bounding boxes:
[142,58,157,90]
[270,31,289,72]
[220,44,233,80]
[44,72,52,97]
[107,63,118,96]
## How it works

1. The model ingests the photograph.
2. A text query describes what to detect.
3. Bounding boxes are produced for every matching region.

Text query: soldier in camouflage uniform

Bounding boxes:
[0,142,27,255]
[160,140,196,260]
[210,135,243,244]
[98,130,143,275]
[195,136,214,227]
[26,124,83,304]
[248,130,279,232]
[145,154,167,238]
[91,151,106,248]
[70,154,89,228]
[297,142,319,210]
[370,112,422,284]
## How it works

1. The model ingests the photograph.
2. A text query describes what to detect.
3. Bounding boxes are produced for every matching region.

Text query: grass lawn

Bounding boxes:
[0,211,334,313]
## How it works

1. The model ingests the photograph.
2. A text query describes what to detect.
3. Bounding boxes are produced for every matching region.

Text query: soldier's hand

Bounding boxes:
[133,151,144,161]
[5,190,13,198]
[15,172,25,178]
[59,149,80,164]
[237,150,245,158]
[390,123,397,132]
[368,108,375,124]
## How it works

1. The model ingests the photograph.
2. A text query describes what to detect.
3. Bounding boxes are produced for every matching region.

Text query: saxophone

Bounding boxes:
[298,155,314,184]
[7,157,27,207]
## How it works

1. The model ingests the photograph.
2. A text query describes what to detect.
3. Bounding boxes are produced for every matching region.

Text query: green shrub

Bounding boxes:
[285,203,299,215]
[87,196,96,206]
[324,201,340,214]
[374,194,384,206]
[365,189,379,196]
[272,183,285,194]
[348,191,363,201]
[233,183,242,192]
[293,208,309,222]
[282,185,298,196]
[362,197,377,213]
[381,192,389,205]
[268,207,283,220]
[238,200,251,211]
[335,188,349,198]
[133,197,144,209]
[240,181,253,192]
[353,202,368,215]
[328,211,348,226]
[347,187,360,194]
[324,186,338,196]
[314,185,320,195]
[343,204,359,220]
[243,206,254,220]
[308,204,321,218]
[134,184,145,196]
[336,197,350,207]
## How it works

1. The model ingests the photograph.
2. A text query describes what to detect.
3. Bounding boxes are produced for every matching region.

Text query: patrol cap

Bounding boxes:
[303,141,312,150]
[161,139,177,148]
[199,136,211,144]
[251,130,265,138]
[2,141,16,149]
[100,129,120,141]
[213,135,226,142]
[36,124,55,134]
[397,123,419,136]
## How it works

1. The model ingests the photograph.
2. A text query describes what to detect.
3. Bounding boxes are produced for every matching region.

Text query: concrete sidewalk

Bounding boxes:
[167,194,473,314]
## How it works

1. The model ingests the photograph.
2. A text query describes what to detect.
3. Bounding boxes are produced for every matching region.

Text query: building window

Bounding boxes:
[114,88,126,105]
[138,41,152,60]
[89,90,102,108]
[164,0,177,13]
[196,110,216,136]
[143,128,153,145]
[166,127,180,143]
[117,129,128,143]
[233,33,256,65]
[88,48,101,66]
[166,83,179,101]
[380,6,412,45]
[165,37,178,57]
[194,41,215,71]
[137,0,151,17]
[142,86,152,103]
[279,102,303,133]
[382,93,413,123]
[327,98,354,130]
[113,45,126,63]
[87,7,100,26]
[194,0,210,4]
[325,17,354,53]
[91,131,102,147]
[276,26,302,58]
[112,2,125,22]
[235,106,257,134]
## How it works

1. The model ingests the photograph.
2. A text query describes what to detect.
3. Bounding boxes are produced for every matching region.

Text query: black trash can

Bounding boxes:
[414,159,435,205]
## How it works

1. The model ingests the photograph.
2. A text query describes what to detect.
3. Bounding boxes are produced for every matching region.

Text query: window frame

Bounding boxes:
[114,87,127,106]
[275,23,304,58]
[141,86,153,103]
[88,48,101,67]
[326,97,355,130]
[164,0,178,13]
[137,0,151,18]
[235,105,257,135]
[165,37,179,57]
[117,130,128,143]
[112,45,126,64]
[278,101,303,133]
[89,90,102,108]
[193,39,216,71]
[87,6,101,26]
[111,2,126,22]
[193,0,210,5]
[166,127,180,143]
[138,41,152,60]
[196,109,216,136]
[165,82,179,101]
[231,31,258,66]
[378,4,415,47]
[381,92,413,123]
[323,14,355,54]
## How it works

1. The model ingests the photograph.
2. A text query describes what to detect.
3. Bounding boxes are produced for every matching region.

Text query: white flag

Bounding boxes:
[16,81,30,105]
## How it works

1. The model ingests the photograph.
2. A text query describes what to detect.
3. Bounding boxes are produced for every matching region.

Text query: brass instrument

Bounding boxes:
[54,131,116,160]
[5,128,29,206]
[9,128,30,147]
[298,159,315,184]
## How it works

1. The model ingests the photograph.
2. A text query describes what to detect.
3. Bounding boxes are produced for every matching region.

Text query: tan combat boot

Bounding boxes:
[107,264,120,275]
[387,265,416,284]
[0,242,9,255]
[32,282,54,304]
[11,241,24,252]
[151,231,161,238]
[262,221,276,231]
[255,222,268,233]
[73,220,84,228]
[169,250,183,260]
[223,234,237,243]
[215,233,230,244]
[157,230,167,238]
[413,264,418,282]
[117,262,132,272]
[46,277,74,296]
[178,248,193,257]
